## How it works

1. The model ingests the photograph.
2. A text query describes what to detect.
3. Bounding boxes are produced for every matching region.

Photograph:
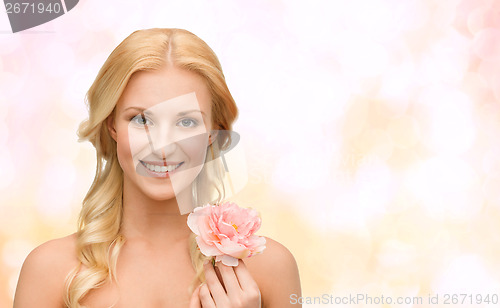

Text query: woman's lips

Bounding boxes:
[141,160,183,166]
[139,160,184,177]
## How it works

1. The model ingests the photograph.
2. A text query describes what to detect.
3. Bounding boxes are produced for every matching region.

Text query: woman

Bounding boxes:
[13,28,301,307]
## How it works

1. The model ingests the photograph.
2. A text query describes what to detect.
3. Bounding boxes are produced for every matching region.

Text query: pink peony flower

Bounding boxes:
[187,201,266,266]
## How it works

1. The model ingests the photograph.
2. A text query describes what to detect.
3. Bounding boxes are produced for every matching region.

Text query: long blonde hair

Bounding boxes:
[65,28,238,307]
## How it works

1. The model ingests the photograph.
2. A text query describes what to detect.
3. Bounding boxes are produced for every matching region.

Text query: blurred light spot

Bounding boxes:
[376,239,417,270]
[36,156,75,221]
[2,239,33,268]
[476,54,500,85]
[417,30,470,85]
[462,72,489,100]
[417,86,476,155]
[40,126,79,161]
[482,146,500,175]
[341,97,369,139]
[286,70,353,146]
[432,0,459,28]
[80,0,119,31]
[8,272,20,302]
[338,41,389,78]
[355,128,394,162]
[0,205,38,238]
[113,1,144,37]
[212,0,248,33]
[400,0,429,31]
[388,148,422,172]
[387,115,421,149]
[427,229,454,255]
[37,41,75,78]
[41,156,77,190]
[272,145,333,193]
[491,74,500,104]
[341,0,427,43]
[432,255,500,296]
[0,34,21,55]
[478,103,500,138]
[224,33,285,143]
[293,174,349,231]
[354,159,393,216]
[405,156,481,220]
[0,72,24,99]
[378,61,415,116]
[0,149,15,189]
[473,28,500,61]
[483,176,500,204]
[283,0,341,51]
[323,160,394,231]
[327,186,367,230]
[349,0,401,42]
[467,6,489,35]
[0,101,7,121]
[10,132,38,182]
[0,122,8,147]
[300,71,353,124]
[62,67,97,120]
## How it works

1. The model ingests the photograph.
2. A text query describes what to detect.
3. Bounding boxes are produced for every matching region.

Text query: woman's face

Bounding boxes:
[107,65,213,207]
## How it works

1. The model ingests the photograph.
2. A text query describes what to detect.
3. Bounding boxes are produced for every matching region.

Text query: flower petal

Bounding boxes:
[216,254,239,267]
[214,238,251,258]
[195,235,221,256]
[187,213,200,235]
[217,221,238,238]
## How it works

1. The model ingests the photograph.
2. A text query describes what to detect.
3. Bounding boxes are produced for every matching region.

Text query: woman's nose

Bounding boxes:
[152,139,177,158]
[150,127,178,156]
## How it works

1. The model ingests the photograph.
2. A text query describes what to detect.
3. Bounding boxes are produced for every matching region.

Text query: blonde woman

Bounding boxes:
[13,28,301,307]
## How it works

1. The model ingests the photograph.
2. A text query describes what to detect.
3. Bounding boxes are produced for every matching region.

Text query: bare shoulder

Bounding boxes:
[13,232,80,308]
[244,236,302,308]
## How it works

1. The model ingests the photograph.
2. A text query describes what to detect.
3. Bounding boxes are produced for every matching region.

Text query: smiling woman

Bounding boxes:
[12,28,301,308]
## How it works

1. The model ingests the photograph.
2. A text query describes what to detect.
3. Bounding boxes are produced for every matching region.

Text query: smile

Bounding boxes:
[140,161,184,173]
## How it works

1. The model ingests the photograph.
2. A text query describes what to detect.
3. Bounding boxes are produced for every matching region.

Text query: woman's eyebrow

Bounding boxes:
[124,107,206,116]
[178,109,206,116]
[124,107,147,112]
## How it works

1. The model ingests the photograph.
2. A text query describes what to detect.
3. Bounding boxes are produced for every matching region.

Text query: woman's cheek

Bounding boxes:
[127,129,151,166]
[181,132,209,168]
[115,129,131,170]
[116,125,143,174]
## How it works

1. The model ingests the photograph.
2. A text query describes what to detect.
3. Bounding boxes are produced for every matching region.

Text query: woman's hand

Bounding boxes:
[189,259,261,308]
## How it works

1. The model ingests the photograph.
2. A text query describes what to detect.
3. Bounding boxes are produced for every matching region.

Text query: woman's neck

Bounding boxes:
[120,176,193,248]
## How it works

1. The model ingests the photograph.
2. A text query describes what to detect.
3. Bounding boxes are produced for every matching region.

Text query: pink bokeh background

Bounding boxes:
[1,0,500,306]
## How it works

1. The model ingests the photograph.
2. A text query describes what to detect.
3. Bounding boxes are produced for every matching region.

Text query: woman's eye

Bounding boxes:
[178,118,198,128]
[130,114,152,126]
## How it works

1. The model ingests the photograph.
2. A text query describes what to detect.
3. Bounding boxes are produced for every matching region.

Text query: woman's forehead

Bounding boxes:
[117,67,212,114]
[125,92,207,118]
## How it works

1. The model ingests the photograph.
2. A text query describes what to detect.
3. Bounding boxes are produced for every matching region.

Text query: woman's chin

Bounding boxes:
[144,190,177,201]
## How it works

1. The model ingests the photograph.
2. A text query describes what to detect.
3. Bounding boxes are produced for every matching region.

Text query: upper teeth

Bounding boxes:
[144,162,181,173]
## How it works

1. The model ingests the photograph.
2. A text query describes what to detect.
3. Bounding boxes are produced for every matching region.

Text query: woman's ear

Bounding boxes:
[107,114,117,142]
[208,131,218,146]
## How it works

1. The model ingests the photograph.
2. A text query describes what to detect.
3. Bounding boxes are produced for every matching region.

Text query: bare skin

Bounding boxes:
[13,66,302,308]
[13,232,300,307]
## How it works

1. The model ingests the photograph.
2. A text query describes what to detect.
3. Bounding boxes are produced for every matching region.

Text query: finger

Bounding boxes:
[188,284,202,308]
[215,261,242,296]
[233,259,259,292]
[203,261,229,306]
[199,283,216,308]
[214,263,226,292]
